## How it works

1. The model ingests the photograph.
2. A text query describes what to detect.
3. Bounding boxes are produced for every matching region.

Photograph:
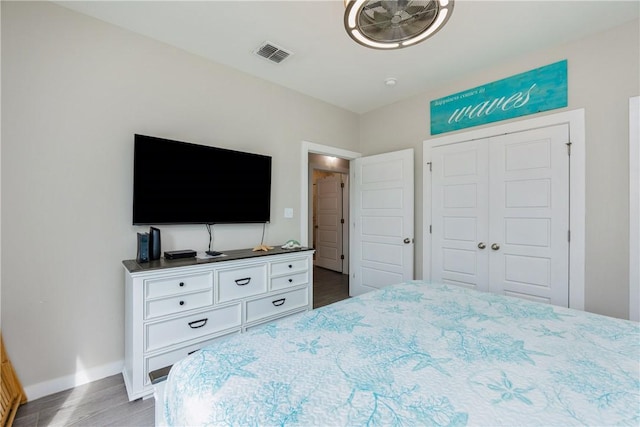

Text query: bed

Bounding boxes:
[161,280,639,426]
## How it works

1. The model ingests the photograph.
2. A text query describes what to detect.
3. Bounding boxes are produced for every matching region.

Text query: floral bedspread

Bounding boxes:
[164,281,639,426]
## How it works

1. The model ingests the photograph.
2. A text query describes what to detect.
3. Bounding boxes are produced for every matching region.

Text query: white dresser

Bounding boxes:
[122,248,314,401]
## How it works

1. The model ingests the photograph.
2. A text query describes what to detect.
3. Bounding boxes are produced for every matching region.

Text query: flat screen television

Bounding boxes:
[133,134,272,225]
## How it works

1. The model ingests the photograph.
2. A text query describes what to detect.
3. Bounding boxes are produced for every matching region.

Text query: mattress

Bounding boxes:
[163,281,639,426]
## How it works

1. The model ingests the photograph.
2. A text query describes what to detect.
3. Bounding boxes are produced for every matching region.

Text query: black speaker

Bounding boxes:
[136,232,149,263]
[149,227,161,261]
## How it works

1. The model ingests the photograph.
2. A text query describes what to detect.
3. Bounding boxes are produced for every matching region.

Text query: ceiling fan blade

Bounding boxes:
[373,10,393,23]
[380,0,400,15]
[359,11,392,31]
[393,27,415,42]
[405,5,425,16]
[364,1,383,8]
[412,9,437,24]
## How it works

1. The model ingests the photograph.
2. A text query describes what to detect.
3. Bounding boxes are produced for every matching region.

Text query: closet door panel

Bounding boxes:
[431,140,489,291]
[488,124,570,306]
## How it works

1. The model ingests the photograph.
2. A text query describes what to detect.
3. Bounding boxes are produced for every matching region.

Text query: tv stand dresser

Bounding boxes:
[122,247,314,401]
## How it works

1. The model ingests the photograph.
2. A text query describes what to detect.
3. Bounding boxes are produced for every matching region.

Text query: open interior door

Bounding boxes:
[350,149,414,296]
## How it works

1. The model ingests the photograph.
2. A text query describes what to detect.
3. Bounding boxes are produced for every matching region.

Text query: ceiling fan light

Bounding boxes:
[346,0,367,29]
[344,0,454,50]
[351,29,400,49]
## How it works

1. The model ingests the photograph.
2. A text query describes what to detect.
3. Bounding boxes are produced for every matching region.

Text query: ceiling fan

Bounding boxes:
[344,0,454,49]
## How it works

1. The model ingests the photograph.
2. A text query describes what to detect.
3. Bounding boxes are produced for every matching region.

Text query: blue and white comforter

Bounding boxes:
[164,281,639,426]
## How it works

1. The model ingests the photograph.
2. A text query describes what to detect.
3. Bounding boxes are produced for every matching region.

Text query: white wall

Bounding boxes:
[1,1,359,398]
[360,19,640,320]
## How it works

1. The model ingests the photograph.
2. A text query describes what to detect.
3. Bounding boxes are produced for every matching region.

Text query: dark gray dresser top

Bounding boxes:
[123,247,314,273]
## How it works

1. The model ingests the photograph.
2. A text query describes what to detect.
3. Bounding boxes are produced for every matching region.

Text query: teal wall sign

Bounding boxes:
[430,60,568,135]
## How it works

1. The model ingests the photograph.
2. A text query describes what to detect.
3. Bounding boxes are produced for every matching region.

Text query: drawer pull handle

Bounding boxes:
[179,282,185,287]
[288,279,293,283]
[179,301,185,306]
[235,277,251,286]
[272,298,286,307]
[188,318,208,329]
[187,349,200,355]
[288,265,293,269]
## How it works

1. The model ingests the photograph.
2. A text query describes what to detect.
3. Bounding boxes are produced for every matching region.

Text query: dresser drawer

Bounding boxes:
[271,271,309,291]
[271,257,309,276]
[216,264,267,303]
[145,289,213,320]
[245,287,309,324]
[145,304,241,352]
[145,272,213,300]
[143,331,240,387]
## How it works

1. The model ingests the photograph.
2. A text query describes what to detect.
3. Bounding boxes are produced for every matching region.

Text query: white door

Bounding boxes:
[315,174,343,272]
[488,125,569,305]
[630,96,640,321]
[351,149,414,296]
[431,139,489,291]
[431,124,570,306]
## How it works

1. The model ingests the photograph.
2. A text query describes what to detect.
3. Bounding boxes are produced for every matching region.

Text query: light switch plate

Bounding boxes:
[284,208,294,218]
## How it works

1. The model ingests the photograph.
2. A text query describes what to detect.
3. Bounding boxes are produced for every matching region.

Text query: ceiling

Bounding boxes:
[56,1,640,114]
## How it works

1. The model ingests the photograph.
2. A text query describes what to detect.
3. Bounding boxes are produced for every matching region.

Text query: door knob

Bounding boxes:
[403,238,411,244]
[477,242,486,249]
[491,243,500,250]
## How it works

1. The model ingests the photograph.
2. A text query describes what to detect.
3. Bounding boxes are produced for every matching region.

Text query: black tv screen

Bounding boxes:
[133,134,272,225]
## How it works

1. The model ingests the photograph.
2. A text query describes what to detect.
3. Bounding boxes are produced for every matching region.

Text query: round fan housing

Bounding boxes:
[344,0,454,49]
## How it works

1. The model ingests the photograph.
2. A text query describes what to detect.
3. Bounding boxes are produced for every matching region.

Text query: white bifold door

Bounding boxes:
[431,124,570,306]
[351,149,414,296]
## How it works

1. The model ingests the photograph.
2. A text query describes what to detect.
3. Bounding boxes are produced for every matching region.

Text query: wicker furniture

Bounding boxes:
[1,334,26,427]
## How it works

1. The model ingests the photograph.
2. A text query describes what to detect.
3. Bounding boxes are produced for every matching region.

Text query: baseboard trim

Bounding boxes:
[23,360,124,401]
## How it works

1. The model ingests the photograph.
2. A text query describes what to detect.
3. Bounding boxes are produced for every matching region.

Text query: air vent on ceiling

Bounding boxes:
[253,41,292,64]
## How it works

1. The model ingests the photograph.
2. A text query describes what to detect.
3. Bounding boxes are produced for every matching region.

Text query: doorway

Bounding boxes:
[300,143,360,305]
[301,141,416,301]
[308,153,350,307]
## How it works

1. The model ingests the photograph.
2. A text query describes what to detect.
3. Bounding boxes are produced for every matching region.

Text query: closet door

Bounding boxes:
[431,139,489,291]
[488,124,570,305]
[430,124,570,307]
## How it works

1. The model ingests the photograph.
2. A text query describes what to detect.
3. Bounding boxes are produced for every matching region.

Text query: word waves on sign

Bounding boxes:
[448,83,537,124]
[430,60,567,135]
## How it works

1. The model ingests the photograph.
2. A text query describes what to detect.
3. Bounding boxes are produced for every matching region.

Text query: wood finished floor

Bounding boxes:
[312,265,350,309]
[13,266,348,426]
[12,374,154,427]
